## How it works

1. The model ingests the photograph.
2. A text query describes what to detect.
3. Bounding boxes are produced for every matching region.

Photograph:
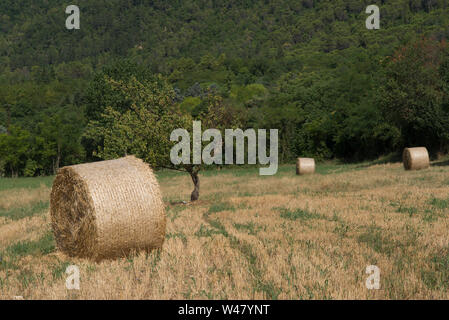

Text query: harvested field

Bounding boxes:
[1,161,449,299]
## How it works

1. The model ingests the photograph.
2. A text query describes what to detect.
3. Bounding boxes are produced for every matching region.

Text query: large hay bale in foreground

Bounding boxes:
[50,156,166,260]
[296,158,316,175]
[403,147,430,171]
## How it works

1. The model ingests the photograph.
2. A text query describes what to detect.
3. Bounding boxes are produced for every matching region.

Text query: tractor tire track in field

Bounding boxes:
[202,207,281,299]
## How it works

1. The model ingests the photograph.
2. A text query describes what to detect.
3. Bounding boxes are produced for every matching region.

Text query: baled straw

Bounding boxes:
[50,156,166,260]
[403,147,430,171]
[296,158,316,175]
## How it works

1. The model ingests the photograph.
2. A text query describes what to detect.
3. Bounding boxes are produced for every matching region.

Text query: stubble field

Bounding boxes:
[1,161,449,299]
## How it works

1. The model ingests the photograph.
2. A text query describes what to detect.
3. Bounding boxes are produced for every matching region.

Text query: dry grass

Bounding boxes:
[0,185,49,211]
[1,161,449,300]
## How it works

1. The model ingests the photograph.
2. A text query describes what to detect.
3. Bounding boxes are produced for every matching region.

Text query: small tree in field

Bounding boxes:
[84,75,195,197]
[84,75,204,200]
[84,61,245,201]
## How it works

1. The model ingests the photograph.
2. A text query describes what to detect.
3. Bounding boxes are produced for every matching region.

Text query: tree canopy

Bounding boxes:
[1,1,449,178]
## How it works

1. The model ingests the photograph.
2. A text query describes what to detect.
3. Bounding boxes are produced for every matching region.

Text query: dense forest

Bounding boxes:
[0,0,449,177]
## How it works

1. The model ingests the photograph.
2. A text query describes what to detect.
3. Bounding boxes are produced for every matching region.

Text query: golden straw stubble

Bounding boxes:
[50,156,166,261]
[403,147,430,171]
[296,158,316,175]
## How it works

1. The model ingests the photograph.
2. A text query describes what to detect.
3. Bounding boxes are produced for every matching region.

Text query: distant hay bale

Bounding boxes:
[296,158,316,175]
[403,147,430,171]
[50,156,166,261]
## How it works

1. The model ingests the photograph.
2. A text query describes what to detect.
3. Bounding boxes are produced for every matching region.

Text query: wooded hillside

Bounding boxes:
[0,0,448,176]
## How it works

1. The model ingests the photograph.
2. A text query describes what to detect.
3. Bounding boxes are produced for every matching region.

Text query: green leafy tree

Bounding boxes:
[380,38,449,153]
[0,126,31,177]
[35,111,85,175]
[83,75,206,200]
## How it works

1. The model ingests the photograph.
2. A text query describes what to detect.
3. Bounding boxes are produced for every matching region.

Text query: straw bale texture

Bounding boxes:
[296,158,316,175]
[403,147,430,171]
[50,156,166,260]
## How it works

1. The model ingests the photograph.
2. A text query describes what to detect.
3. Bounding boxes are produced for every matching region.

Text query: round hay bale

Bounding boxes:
[296,158,316,175]
[50,156,166,260]
[403,147,430,171]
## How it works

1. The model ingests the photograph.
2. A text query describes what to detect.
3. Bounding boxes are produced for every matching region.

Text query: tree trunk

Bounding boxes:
[189,170,200,202]
[55,143,61,173]
[55,154,60,173]
[11,165,17,178]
